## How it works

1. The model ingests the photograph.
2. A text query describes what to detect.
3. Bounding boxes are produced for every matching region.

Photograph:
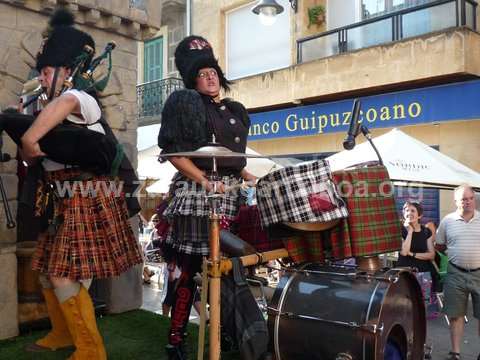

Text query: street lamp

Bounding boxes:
[251,0,299,24]
[251,0,284,26]
[252,0,284,26]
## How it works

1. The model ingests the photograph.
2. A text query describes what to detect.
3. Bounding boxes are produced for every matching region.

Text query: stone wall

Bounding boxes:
[162,0,186,78]
[0,0,161,339]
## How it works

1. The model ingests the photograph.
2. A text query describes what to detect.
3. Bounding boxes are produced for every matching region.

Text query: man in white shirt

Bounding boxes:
[436,184,480,360]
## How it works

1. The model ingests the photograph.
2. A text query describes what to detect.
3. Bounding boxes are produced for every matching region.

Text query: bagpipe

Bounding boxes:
[0,41,141,217]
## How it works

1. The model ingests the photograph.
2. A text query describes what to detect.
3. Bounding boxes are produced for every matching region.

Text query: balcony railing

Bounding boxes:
[136,77,184,124]
[297,0,477,63]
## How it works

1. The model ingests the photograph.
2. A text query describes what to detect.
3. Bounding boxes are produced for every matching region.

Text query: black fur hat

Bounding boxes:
[36,8,95,72]
[174,35,231,91]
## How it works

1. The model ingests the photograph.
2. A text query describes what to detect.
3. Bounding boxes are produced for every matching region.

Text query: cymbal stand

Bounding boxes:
[206,154,222,360]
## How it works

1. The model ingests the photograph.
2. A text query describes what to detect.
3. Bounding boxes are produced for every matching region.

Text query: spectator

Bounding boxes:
[397,201,437,318]
[436,184,480,360]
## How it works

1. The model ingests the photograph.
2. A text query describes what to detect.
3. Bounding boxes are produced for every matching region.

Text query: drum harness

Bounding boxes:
[265,263,406,335]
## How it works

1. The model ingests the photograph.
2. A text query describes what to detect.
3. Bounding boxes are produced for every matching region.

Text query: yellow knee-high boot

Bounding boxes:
[59,286,107,360]
[27,288,74,351]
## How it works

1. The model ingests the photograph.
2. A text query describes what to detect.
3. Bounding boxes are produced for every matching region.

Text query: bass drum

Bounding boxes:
[268,264,426,360]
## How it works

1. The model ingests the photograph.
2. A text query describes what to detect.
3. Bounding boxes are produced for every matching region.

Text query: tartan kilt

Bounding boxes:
[256,160,348,228]
[31,169,143,280]
[330,165,402,258]
[164,174,242,256]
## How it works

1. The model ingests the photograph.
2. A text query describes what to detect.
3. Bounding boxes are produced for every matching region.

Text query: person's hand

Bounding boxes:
[206,180,225,194]
[403,219,414,233]
[242,174,258,187]
[20,139,46,165]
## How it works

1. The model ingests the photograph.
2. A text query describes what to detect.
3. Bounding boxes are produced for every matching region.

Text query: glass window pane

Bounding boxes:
[465,1,475,28]
[402,2,456,38]
[347,18,392,51]
[363,0,386,18]
[300,33,339,62]
[226,0,291,80]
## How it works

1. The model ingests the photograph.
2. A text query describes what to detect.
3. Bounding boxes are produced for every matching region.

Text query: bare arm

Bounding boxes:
[21,94,80,162]
[169,156,213,191]
[414,235,435,261]
[22,93,80,145]
[400,227,413,256]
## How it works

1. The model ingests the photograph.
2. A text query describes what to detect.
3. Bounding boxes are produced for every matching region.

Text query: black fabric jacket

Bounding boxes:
[158,89,250,155]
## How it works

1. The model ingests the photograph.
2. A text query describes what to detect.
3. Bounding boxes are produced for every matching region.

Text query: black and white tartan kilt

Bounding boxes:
[164,173,242,256]
[256,160,349,227]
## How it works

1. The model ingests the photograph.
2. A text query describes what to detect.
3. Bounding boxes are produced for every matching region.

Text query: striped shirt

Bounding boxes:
[436,210,480,269]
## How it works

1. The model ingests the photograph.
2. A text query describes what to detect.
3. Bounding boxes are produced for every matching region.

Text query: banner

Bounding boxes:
[248,79,480,140]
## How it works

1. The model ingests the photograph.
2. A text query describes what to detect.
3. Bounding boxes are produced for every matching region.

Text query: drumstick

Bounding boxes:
[223,180,256,193]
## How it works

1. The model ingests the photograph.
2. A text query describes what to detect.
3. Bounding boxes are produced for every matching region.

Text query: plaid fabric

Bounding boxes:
[256,160,348,228]
[165,173,241,219]
[329,165,402,259]
[282,231,328,263]
[31,168,143,280]
[163,174,242,256]
[232,205,283,252]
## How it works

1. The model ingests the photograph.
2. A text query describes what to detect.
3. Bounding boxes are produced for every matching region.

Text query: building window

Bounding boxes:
[144,36,163,83]
[129,0,146,10]
[362,0,434,19]
[226,0,291,80]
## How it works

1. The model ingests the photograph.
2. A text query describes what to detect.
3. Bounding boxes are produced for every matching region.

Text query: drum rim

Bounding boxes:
[273,262,310,360]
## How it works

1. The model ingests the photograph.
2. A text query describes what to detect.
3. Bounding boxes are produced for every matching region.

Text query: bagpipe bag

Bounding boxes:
[0,111,141,217]
[0,112,116,174]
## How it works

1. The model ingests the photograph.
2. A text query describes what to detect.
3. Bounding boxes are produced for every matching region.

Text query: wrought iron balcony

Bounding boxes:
[136,77,184,126]
[297,0,478,63]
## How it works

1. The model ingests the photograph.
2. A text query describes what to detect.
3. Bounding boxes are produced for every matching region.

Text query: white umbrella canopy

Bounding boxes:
[138,145,283,193]
[326,128,480,190]
[245,147,283,178]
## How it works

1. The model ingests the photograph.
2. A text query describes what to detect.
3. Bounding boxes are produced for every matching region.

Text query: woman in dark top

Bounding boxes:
[397,201,437,317]
[158,35,255,360]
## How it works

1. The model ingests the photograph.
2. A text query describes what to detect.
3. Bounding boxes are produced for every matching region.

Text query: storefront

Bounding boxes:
[247,79,480,220]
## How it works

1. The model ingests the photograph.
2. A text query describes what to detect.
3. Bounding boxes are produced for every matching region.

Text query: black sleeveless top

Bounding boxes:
[397,225,433,272]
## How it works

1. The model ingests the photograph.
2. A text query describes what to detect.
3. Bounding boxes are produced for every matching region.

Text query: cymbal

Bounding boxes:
[160,145,266,158]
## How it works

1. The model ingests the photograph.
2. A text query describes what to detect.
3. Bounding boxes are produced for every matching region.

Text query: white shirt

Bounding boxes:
[436,210,480,269]
[42,89,104,171]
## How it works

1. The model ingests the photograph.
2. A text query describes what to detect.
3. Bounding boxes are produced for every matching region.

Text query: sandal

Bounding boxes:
[447,352,461,360]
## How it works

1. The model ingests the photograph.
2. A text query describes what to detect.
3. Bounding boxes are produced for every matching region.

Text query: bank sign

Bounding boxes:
[248,79,480,140]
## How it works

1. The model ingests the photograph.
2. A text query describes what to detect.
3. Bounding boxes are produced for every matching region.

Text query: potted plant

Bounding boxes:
[308,5,326,28]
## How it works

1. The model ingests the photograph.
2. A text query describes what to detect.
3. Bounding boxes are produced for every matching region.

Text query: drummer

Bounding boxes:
[158,35,256,359]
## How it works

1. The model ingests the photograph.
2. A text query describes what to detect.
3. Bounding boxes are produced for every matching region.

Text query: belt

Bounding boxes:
[449,261,480,273]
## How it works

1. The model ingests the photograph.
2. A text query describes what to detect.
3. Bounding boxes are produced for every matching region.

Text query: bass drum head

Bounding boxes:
[268,264,426,360]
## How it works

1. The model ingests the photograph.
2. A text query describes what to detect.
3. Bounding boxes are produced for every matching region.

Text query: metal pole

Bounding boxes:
[208,213,221,360]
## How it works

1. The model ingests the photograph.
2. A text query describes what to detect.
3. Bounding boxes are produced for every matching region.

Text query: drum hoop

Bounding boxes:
[284,219,340,232]
[363,281,382,359]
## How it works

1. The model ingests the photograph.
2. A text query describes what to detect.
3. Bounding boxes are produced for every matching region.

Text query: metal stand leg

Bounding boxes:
[197,259,209,360]
[208,214,221,360]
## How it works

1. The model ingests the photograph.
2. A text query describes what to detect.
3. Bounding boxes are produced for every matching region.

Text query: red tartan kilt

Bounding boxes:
[31,169,143,280]
[330,165,402,258]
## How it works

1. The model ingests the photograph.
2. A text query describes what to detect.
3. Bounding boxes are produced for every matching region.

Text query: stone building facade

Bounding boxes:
[0,0,161,340]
